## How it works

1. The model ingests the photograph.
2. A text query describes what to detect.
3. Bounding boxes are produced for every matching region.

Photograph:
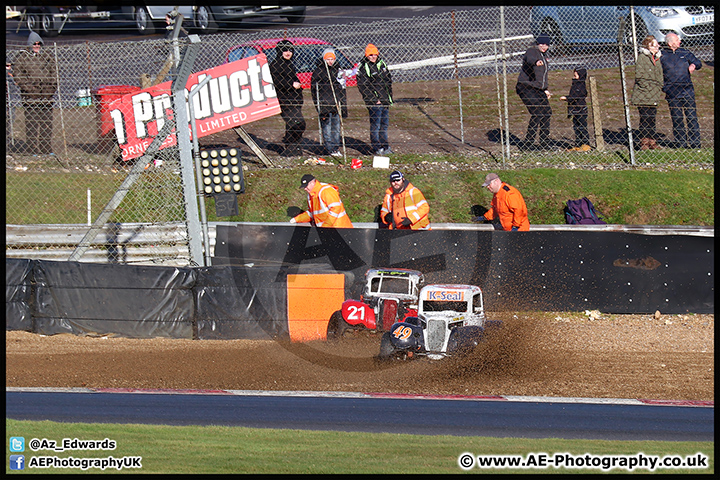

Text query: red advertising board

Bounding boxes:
[107,54,281,161]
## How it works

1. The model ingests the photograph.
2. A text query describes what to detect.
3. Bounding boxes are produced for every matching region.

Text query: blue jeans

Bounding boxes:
[368,105,389,153]
[667,97,701,148]
[321,112,341,153]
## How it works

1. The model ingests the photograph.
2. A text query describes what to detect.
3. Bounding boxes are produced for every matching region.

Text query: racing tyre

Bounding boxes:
[447,326,484,357]
[326,310,350,340]
[378,332,396,360]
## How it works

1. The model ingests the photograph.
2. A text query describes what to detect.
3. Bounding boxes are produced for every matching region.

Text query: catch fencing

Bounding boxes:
[5,6,715,264]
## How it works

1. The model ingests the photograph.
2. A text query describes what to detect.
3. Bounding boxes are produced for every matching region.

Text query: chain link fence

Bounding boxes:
[5,6,715,263]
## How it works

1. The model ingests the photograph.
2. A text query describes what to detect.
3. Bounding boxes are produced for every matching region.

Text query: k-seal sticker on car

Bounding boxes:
[424,290,465,301]
[109,54,281,161]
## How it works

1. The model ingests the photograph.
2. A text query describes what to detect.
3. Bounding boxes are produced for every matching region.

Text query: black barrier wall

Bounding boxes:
[214,224,714,314]
[6,258,33,331]
[5,226,714,340]
[30,260,196,338]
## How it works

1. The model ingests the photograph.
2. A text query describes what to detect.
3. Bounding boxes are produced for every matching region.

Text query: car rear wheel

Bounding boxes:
[194,6,218,34]
[135,6,156,35]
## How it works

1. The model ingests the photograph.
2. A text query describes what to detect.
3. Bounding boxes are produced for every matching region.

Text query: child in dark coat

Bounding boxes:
[560,66,590,151]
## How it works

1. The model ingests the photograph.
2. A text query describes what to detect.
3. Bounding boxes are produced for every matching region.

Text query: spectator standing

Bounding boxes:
[380,170,430,230]
[475,173,529,231]
[516,34,553,150]
[290,174,353,228]
[661,32,702,149]
[631,35,664,150]
[560,66,590,152]
[311,48,347,158]
[269,40,306,157]
[11,32,57,155]
[357,43,394,155]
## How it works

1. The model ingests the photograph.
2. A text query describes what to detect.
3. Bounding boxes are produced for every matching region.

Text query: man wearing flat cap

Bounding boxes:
[290,174,353,228]
[516,34,553,150]
[475,173,529,231]
[380,170,430,230]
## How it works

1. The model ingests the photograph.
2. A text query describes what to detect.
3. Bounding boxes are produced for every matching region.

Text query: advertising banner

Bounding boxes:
[108,54,281,161]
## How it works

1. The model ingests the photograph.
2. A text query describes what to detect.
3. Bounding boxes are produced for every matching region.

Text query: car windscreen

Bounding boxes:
[292,45,354,72]
[422,301,468,313]
[228,44,354,72]
[227,46,262,63]
[370,277,411,294]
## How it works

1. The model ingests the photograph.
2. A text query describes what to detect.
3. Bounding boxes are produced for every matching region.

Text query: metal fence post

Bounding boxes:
[172,34,204,266]
[500,6,511,163]
[618,18,636,166]
[189,74,213,267]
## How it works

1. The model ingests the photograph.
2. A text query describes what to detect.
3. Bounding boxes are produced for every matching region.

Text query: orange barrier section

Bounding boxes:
[287,274,345,342]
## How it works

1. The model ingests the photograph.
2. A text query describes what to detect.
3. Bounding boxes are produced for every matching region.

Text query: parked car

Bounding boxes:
[378,284,491,361]
[13,5,305,36]
[530,6,714,47]
[326,268,424,339]
[225,37,358,89]
[191,5,306,34]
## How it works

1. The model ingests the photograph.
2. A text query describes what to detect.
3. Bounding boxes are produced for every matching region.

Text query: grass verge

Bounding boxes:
[5,168,714,226]
[6,419,713,474]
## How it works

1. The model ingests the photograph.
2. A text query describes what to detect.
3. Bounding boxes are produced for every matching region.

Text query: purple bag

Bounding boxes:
[564,197,606,225]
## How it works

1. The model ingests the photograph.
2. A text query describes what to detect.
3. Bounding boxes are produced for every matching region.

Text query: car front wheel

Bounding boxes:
[378,332,396,360]
[326,310,350,340]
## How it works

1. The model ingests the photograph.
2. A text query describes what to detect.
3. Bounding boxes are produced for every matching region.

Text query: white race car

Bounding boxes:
[379,284,491,360]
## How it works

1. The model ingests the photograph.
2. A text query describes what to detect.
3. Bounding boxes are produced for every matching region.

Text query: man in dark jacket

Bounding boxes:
[10,32,57,155]
[357,43,393,155]
[516,34,553,150]
[311,49,347,157]
[269,40,306,156]
[660,32,702,149]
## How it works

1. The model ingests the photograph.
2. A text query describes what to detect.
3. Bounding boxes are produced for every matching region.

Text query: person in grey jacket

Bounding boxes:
[631,35,664,150]
[516,34,553,150]
[660,32,702,149]
[310,48,347,157]
[10,32,57,155]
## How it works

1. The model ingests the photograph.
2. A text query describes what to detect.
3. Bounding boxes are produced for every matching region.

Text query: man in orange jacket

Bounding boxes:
[380,170,430,230]
[290,174,354,228]
[477,173,530,231]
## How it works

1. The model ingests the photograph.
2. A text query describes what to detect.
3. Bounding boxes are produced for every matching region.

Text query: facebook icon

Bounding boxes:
[10,455,25,470]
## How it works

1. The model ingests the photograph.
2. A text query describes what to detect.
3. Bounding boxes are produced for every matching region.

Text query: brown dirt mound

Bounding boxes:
[5,312,714,401]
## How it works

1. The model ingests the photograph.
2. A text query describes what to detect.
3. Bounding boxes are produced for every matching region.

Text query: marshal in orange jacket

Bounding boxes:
[380,181,430,230]
[485,182,530,231]
[293,181,354,228]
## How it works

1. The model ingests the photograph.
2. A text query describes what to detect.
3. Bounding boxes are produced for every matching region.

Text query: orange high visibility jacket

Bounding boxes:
[293,181,353,228]
[485,182,530,231]
[380,181,430,230]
